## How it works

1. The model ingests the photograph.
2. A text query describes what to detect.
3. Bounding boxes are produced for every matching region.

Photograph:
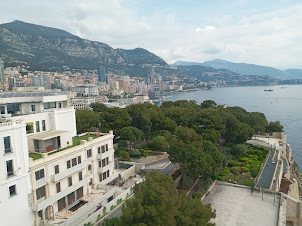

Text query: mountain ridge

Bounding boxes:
[0,20,184,78]
[173,59,302,79]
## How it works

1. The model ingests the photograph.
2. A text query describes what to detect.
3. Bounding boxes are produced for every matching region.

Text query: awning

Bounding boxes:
[29,130,68,141]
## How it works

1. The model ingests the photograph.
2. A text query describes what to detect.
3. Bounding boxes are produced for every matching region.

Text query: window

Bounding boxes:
[31,105,36,112]
[99,174,102,182]
[79,171,83,181]
[107,170,109,178]
[98,147,101,154]
[55,165,59,174]
[106,144,108,152]
[43,102,56,109]
[106,157,109,165]
[103,172,107,180]
[88,165,91,171]
[26,122,34,134]
[36,121,40,132]
[72,158,77,167]
[87,149,92,158]
[38,210,43,220]
[35,169,45,180]
[56,182,61,193]
[36,186,45,200]
[89,178,92,185]
[1,105,5,114]
[42,120,46,131]
[7,103,21,114]
[101,146,105,153]
[58,103,62,108]
[78,156,81,164]
[9,185,16,197]
[99,161,102,167]
[67,160,71,169]
[68,177,72,187]
[6,160,14,178]
[102,159,106,167]
[4,136,12,154]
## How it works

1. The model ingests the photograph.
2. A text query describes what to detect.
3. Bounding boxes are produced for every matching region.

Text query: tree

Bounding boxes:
[149,136,169,151]
[201,100,217,109]
[100,108,131,135]
[266,121,283,133]
[119,172,179,226]
[119,172,215,226]
[90,103,108,113]
[120,126,143,149]
[76,109,99,134]
[176,194,216,226]
[231,144,248,157]
[118,150,131,161]
[131,111,152,140]
[118,140,128,149]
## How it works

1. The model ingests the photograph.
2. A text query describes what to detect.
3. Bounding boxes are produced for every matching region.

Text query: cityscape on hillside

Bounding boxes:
[1,1,302,226]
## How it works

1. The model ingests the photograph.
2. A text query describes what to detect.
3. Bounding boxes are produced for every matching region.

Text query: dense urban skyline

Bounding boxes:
[1,0,302,69]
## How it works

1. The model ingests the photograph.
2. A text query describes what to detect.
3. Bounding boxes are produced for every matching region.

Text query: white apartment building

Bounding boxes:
[0,119,35,226]
[0,92,77,153]
[29,131,120,226]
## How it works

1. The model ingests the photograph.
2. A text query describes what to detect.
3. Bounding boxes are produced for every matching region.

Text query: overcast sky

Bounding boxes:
[1,0,302,69]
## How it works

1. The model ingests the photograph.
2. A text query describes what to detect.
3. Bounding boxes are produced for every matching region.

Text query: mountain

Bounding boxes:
[173,59,302,79]
[176,65,278,86]
[0,20,183,78]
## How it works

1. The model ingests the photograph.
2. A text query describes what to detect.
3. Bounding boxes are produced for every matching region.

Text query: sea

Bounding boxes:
[167,85,302,171]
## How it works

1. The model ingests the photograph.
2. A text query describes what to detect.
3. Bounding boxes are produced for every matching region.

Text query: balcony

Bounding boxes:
[97,161,114,174]
[4,147,13,155]
[6,171,16,179]
[51,161,87,183]
[96,148,114,160]
[32,175,91,212]
[36,177,46,188]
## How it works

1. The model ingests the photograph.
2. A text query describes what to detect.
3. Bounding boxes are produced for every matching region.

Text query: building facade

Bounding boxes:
[0,59,5,83]
[0,119,35,226]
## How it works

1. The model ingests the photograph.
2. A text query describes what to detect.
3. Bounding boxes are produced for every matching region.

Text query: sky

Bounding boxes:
[1,0,302,69]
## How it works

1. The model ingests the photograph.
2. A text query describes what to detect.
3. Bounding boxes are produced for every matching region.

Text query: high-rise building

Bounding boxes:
[40,74,51,90]
[32,76,42,87]
[98,66,107,83]
[0,59,5,82]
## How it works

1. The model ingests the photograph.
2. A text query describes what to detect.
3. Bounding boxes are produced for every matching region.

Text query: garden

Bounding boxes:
[218,145,268,187]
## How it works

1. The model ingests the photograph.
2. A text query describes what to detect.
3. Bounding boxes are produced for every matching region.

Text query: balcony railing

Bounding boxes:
[97,161,114,174]
[7,171,16,179]
[4,148,13,155]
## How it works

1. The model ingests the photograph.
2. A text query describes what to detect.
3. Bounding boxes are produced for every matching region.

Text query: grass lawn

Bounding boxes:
[220,146,268,187]
[72,134,98,146]
[48,134,98,156]
[223,172,254,187]
[29,152,42,160]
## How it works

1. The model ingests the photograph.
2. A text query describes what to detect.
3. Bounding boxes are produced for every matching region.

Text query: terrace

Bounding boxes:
[28,133,103,160]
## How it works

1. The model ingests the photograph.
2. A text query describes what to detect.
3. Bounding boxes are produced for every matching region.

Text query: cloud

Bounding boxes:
[1,0,302,69]
[195,26,216,32]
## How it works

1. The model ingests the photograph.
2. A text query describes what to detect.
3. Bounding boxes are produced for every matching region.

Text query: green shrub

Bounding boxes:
[223,167,230,175]
[220,173,226,177]
[217,176,223,181]
[228,160,241,167]
[192,192,202,199]
[118,150,131,161]
[240,167,250,173]
[250,169,259,177]
[129,149,141,158]
[230,166,241,175]
[239,157,249,162]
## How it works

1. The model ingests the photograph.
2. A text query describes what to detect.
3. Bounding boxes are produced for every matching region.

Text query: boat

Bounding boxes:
[264,89,273,91]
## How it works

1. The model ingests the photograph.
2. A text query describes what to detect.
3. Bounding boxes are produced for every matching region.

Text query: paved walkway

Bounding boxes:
[203,183,279,226]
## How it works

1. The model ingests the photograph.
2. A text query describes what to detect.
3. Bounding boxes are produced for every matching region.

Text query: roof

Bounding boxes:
[28,130,68,140]
[0,92,67,98]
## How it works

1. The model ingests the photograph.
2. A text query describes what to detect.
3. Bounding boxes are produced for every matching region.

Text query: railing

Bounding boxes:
[7,171,16,179]
[4,148,13,155]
